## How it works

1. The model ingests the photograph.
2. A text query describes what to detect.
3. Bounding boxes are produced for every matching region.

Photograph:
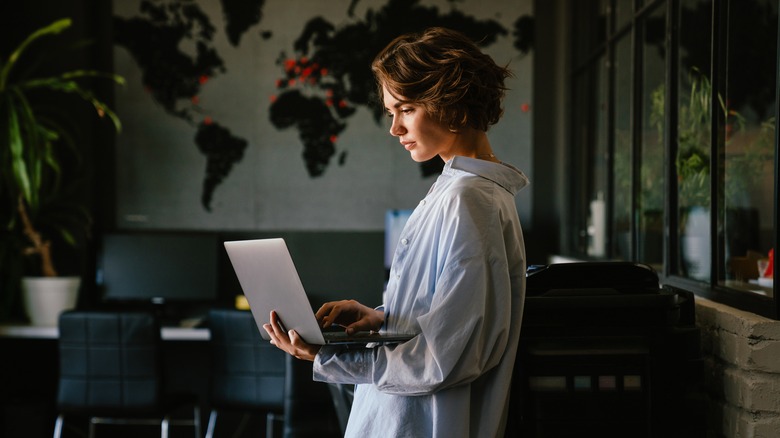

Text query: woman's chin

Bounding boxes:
[409,151,436,163]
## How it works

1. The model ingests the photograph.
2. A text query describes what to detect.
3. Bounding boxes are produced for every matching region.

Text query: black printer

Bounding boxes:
[506,262,705,438]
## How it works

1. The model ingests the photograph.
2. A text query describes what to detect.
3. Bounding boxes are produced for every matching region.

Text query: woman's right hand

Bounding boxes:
[315,300,385,335]
[263,310,321,361]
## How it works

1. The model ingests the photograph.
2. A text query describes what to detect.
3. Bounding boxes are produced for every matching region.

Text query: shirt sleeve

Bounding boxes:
[314,253,513,395]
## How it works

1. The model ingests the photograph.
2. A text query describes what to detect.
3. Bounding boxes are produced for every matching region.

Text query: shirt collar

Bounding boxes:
[444,156,529,195]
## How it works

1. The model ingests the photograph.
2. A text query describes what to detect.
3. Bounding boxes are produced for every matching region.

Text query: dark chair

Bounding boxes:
[283,355,341,438]
[326,383,354,435]
[53,310,201,438]
[206,308,286,438]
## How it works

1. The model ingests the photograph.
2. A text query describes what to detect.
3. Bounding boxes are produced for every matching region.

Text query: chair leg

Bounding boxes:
[88,418,97,438]
[266,412,276,438]
[53,414,64,438]
[161,415,170,438]
[270,412,286,438]
[193,405,202,438]
[205,409,217,438]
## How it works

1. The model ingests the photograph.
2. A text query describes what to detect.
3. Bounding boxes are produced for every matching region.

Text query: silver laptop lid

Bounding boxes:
[224,238,327,344]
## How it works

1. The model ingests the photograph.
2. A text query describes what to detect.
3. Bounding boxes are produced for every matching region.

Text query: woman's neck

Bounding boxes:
[441,129,497,162]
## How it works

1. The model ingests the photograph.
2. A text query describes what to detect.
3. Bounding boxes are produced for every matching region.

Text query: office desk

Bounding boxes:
[0,324,211,341]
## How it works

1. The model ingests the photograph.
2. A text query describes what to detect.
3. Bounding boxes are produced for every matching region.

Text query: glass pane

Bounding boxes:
[612,34,633,260]
[572,56,609,257]
[616,0,634,30]
[587,56,610,258]
[677,0,712,280]
[638,5,666,268]
[573,0,609,67]
[720,0,777,298]
[572,71,592,255]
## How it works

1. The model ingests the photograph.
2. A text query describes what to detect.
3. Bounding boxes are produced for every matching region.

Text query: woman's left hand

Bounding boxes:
[263,310,321,361]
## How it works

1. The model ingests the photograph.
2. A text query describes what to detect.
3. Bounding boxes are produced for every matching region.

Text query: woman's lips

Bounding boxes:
[402,141,415,151]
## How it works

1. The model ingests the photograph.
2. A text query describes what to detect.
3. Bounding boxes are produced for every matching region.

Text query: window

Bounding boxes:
[569,0,779,319]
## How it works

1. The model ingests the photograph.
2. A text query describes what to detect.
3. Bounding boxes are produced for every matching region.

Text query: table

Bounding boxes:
[0,324,211,341]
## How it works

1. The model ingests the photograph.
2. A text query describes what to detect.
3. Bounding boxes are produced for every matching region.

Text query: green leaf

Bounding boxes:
[7,101,33,205]
[0,18,72,90]
[1,17,123,279]
[20,72,124,132]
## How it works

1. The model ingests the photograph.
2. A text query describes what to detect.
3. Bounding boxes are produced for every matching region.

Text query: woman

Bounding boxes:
[264,27,528,437]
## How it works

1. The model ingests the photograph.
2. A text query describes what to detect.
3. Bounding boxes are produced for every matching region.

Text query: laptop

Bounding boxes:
[224,238,415,346]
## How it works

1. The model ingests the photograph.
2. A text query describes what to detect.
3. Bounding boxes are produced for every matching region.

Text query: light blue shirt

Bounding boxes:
[313,156,528,437]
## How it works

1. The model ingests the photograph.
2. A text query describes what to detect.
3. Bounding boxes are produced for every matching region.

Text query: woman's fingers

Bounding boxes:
[316,301,351,327]
[288,329,315,360]
[264,310,320,361]
[265,311,289,344]
[316,300,385,333]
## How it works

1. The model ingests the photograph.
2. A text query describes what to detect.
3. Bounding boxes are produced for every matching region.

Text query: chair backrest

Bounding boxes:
[56,310,163,414]
[207,308,285,410]
[284,355,341,437]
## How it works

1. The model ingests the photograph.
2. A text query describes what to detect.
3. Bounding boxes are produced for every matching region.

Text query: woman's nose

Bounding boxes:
[389,118,404,136]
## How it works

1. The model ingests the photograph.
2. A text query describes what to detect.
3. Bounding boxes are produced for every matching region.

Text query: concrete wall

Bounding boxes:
[696,298,780,437]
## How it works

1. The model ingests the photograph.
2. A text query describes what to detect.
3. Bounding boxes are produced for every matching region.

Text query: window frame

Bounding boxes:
[567,0,780,319]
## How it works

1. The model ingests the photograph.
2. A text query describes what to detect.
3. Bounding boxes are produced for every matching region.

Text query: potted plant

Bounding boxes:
[674,69,774,208]
[661,68,774,279]
[0,18,122,324]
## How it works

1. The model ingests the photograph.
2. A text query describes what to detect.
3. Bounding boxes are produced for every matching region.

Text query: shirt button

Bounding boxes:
[420,200,426,206]
[401,238,409,245]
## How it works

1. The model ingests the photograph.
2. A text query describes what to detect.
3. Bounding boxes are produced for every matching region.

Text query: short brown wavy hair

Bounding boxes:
[372,27,512,132]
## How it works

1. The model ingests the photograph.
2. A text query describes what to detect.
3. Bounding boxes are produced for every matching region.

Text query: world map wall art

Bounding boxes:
[113,0,534,231]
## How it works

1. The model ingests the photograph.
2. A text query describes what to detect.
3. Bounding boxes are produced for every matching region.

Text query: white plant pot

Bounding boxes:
[682,207,711,281]
[22,277,80,326]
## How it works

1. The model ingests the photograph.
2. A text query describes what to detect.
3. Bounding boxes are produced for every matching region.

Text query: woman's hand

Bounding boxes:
[315,299,385,335]
[263,310,321,361]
